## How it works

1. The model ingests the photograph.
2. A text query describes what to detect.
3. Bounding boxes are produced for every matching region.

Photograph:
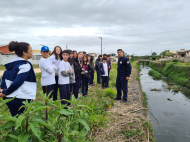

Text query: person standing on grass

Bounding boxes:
[81,55,92,96]
[88,55,95,86]
[114,49,132,103]
[58,50,73,106]
[95,55,102,84]
[48,46,62,101]
[98,57,109,88]
[0,41,36,117]
[107,55,112,78]
[68,53,75,95]
[73,51,82,99]
[39,46,57,99]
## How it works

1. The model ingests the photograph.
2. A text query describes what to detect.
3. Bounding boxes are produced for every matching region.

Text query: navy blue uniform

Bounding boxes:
[116,56,132,101]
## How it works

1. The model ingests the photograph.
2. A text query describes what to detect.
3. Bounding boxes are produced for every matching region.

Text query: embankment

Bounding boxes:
[149,61,190,87]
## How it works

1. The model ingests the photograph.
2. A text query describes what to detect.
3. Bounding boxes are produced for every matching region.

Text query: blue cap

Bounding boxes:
[41,46,49,52]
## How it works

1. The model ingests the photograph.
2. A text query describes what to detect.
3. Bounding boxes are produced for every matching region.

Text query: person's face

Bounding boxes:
[41,51,49,58]
[70,53,73,58]
[99,56,102,60]
[55,47,61,55]
[73,52,77,58]
[24,45,33,59]
[79,53,83,59]
[88,56,91,61]
[83,56,87,62]
[109,56,111,59]
[103,59,106,63]
[62,53,69,61]
[117,51,123,58]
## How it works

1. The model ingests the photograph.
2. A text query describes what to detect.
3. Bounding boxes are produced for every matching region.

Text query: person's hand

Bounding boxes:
[82,68,85,71]
[69,69,72,71]
[109,66,111,69]
[0,93,6,97]
[80,64,82,67]
[0,89,3,93]
[66,71,68,73]
[87,62,89,65]
[126,77,130,80]
[94,71,95,73]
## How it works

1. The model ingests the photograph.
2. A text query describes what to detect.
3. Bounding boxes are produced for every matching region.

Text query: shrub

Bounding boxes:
[148,70,162,80]
[151,56,156,60]
[103,88,116,99]
[172,59,178,62]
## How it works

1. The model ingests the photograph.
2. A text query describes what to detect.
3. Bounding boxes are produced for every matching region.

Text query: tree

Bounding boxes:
[152,52,157,56]
[160,50,173,57]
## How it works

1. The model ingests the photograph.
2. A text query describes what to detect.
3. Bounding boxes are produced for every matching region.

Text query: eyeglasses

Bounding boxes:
[56,49,61,51]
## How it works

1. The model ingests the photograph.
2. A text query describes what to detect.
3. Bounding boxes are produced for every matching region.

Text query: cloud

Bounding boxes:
[0,0,190,55]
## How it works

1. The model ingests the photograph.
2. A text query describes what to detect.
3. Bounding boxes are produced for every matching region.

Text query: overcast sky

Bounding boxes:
[1,0,190,55]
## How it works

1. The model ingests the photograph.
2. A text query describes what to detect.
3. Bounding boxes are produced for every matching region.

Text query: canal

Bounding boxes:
[140,66,190,142]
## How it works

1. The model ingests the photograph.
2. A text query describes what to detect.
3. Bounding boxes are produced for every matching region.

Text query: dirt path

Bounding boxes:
[93,67,150,142]
[0,68,41,76]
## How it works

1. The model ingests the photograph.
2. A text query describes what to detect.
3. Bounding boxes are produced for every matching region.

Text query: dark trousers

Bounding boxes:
[42,85,54,98]
[101,76,109,88]
[108,69,110,79]
[82,78,88,96]
[116,75,128,101]
[73,78,81,99]
[89,71,94,84]
[4,98,31,117]
[59,84,70,105]
[53,76,59,101]
[70,83,74,94]
[97,70,101,83]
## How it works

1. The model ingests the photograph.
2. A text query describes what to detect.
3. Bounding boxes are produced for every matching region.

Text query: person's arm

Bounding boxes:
[0,70,7,90]
[126,58,132,78]
[61,71,69,77]
[68,65,74,75]
[2,63,31,96]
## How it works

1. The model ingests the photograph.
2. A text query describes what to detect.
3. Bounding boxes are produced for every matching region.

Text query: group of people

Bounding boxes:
[0,41,131,118]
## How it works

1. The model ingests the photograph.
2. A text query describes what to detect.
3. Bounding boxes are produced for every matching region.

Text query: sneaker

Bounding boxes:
[114,97,121,100]
[91,84,95,86]
[120,100,127,103]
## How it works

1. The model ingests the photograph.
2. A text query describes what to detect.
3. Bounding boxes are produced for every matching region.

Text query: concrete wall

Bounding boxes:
[161,57,190,63]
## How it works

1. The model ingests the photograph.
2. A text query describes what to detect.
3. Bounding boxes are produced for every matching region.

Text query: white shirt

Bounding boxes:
[48,55,61,75]
[39,57,57,86]
[102,62,108,76]
[58,60,71,85]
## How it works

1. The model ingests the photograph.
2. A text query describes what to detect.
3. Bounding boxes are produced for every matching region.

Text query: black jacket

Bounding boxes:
[95,55,102,70]
[73,59,82,79]
[90,56,95,71]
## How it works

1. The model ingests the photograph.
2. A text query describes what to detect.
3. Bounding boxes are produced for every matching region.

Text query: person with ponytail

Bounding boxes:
[0,41,37,117]
[48,46,62,101]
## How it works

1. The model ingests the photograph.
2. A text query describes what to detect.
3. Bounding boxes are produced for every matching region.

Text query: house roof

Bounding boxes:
[0,44,8,48]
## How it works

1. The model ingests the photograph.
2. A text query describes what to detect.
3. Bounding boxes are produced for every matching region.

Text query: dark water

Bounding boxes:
[140,66,190,142]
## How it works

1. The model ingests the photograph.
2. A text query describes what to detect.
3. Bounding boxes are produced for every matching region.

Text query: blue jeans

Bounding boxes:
[116,75,128,101]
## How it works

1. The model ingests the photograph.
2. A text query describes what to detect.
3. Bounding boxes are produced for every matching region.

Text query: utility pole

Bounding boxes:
[99,37,102,55]
[66,44,68,49]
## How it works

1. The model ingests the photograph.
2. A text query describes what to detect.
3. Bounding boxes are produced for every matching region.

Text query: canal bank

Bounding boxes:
[93,62,154,142]
[140,65,190,142]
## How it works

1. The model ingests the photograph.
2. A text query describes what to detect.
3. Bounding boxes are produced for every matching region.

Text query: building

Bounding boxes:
[0,49,42,65]
[88,53,99,61]
[0,45,12,53]
[171,49,186,57]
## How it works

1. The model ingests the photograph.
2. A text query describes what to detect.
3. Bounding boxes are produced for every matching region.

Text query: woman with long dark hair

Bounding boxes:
[48,46,62,101]
[0,41,36,117]
[72,51,82,98]
[81,55,92,96]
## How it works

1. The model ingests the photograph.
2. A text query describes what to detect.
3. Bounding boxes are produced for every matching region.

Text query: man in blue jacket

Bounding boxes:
[114,49,132,103]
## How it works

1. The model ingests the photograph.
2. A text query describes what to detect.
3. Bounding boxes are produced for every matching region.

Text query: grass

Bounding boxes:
[149,61,190,87]
[148,69,162,80]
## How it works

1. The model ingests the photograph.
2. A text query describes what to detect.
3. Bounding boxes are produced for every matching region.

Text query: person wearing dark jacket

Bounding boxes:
[98,57,109,88]
[73,51,82,99]
[88,55,95,86]
[95,55,102,84]
[0,41,37,117]
[81,55,92,96]
[114,49,132,103]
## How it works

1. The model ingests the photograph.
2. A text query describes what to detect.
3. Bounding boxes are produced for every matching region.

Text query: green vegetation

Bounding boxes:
[148,69,162,80]
[0,64,117,141]
[149,62,190,87]
[172,59,178,62]
[151,56,156,60]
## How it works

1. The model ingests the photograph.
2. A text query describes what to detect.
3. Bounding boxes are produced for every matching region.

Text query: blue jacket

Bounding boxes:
[98,62,109,75]
[1,57,37,99]
[117,56,132,77]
